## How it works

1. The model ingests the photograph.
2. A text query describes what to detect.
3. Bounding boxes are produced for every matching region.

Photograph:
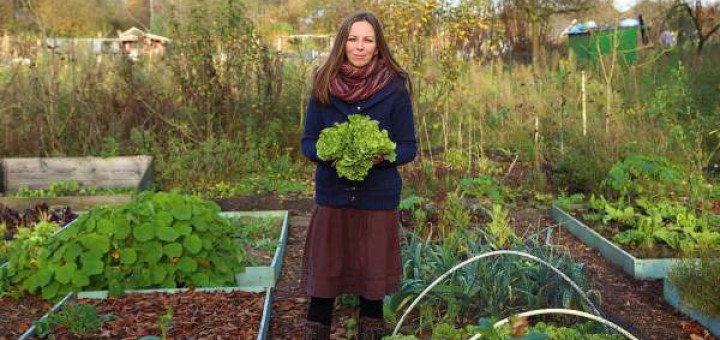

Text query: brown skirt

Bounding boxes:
[301,204,402,300]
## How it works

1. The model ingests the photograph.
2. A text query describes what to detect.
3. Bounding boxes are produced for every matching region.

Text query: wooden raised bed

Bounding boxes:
[0,156,153,210]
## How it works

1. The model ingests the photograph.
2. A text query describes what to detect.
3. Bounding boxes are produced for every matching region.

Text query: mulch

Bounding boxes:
[512,204,716,340]
[0,295,53,339]
[221,194,718,339]
[43,291,265,339]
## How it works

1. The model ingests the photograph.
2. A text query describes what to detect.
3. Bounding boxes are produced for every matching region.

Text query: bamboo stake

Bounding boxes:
[468,115,474,170]
[443,98,449,154]
[458,118,463,153]
[422,115,435,176]
[534,116,540,171]
[582,71,587,137]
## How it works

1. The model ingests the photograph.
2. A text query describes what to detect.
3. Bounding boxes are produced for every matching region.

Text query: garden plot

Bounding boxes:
[21,288,271,340]
[550,156,720,279]
[551,204,716,279]
[0,295,52,339]
[386,196,634,339]
[223,211,289,288]
[0,192,289,340]
[0,156,153,210]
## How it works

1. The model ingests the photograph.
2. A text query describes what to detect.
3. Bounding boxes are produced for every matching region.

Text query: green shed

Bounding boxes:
[568,26,640,65]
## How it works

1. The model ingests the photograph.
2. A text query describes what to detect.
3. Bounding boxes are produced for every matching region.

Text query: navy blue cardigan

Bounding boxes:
[301,76,417,210]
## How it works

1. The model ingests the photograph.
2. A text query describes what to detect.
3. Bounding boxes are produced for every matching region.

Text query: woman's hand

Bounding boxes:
[372,155,385,165]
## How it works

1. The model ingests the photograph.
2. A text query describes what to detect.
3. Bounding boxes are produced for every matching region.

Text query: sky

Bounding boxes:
[615,0,720,12]
[614,0,637,12]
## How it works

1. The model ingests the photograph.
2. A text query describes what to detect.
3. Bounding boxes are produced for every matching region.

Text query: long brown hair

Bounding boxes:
[311,11,411,106]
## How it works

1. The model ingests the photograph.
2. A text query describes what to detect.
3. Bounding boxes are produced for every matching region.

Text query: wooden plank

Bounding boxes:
[2,156,152,192]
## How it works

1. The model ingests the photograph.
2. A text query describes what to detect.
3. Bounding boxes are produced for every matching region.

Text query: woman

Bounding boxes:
[300,10,417,340]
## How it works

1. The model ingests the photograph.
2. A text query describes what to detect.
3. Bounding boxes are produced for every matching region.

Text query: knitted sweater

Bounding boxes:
[301,76,417,210]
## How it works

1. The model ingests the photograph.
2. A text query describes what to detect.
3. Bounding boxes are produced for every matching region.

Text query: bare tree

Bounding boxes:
[669,0,720,53]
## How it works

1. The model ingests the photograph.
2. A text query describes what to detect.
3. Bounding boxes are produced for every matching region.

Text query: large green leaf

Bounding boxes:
[97,219,114,234]
[156,211,174,228]
[119,248,138,265]
[133,223,155,242]
[172,204,192,221]
[82,259,104,276]
[177,257,197,273]
[183,235,203,254]
[163,243,183,258]
[191,215,210,231]
[113,218,132,240]
[191,273,210,286]
[139,241,164,264]
[41,281,60,300]
[156,226,180,242]
[33,267,53,288]
[151,265,167,285]
[72,272,90,287]
[55,263,76,285]
[63,243,83,262]
[79,234,110,253]
[174,221,193,236]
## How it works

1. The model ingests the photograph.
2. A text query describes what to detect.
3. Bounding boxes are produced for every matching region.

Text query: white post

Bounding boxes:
[581,71,587,137]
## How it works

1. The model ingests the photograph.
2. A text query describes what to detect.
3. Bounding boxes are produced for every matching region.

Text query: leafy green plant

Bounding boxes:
[552,193,585,211]
[14,181,135,198]
[485,204,515,249]
[158,307,173,340]
[387,226,596,333]
[458,175,506,204]
[317,114,397,181]
[34,302,115,337]
[229,215,283,266]
[382,335,418,340]
[439,192,471,240]
[344,317,358,339]
[3,192,244,300]
[602,155,684,201]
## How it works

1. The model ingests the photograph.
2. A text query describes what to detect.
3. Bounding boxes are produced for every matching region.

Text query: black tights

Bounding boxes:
[307,296,383,326]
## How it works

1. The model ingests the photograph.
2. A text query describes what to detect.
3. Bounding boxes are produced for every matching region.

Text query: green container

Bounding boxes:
[568,27,638,65]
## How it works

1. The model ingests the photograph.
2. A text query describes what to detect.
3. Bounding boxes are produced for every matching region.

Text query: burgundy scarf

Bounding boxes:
[329,58,393,103]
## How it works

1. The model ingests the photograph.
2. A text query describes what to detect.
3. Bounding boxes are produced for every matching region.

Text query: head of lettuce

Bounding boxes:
[316,114,397,181]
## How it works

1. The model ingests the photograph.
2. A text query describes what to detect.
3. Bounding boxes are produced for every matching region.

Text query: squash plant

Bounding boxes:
[3,192,244,300]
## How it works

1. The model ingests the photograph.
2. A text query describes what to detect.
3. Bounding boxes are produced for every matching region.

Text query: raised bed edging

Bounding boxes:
[664,279,720,337]
[220,210,290,288]
[550,205,696,280]
[19,287,273,340]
